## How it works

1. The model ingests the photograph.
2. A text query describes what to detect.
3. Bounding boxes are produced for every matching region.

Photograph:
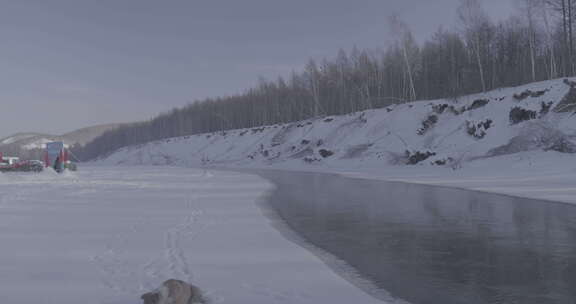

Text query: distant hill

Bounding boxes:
[60,124,124,147]
[0,132,51,146]
[0,123,121,159]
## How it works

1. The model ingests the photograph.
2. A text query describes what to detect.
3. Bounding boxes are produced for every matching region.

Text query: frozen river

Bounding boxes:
[0,167,381,304]
[261,170,576,304]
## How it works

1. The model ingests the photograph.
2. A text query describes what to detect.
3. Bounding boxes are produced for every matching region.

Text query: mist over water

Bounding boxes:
[261,171,576,304]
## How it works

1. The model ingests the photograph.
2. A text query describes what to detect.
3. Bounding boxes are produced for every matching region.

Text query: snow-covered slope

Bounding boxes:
[0,132,46,145]
[0,123,121,151]
[99,78,576,170]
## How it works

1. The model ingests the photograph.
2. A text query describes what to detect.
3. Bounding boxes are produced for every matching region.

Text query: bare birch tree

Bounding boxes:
[458,0,490,92]
[388,15,418,101]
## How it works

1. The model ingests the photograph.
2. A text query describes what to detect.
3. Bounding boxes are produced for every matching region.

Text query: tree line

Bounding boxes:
[75,0,576,161]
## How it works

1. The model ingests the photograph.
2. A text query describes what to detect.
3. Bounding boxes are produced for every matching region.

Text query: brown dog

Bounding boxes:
[141,279,206,304]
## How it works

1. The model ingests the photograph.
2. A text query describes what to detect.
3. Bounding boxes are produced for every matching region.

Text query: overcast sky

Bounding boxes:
[0,0,515,138]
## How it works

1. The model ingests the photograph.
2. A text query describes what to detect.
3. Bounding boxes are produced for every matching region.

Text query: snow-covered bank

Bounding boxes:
[0,167,383,304]
[270,150,576,205]
[97,78,576,204]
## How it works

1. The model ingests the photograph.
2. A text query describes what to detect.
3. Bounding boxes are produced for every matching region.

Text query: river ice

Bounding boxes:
[0,166,383,304]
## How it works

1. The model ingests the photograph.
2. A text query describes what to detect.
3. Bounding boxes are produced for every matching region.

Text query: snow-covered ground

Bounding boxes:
[0,167,383,304]
[97,78,576,204]
[332,150,576,204]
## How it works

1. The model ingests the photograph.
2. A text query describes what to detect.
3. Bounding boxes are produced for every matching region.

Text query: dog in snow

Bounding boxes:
[141,279,206,304]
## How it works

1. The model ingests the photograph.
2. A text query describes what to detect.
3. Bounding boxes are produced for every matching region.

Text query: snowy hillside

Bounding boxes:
[99,78,576,170]
[0,132,46,145]
[0,123,121,151]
